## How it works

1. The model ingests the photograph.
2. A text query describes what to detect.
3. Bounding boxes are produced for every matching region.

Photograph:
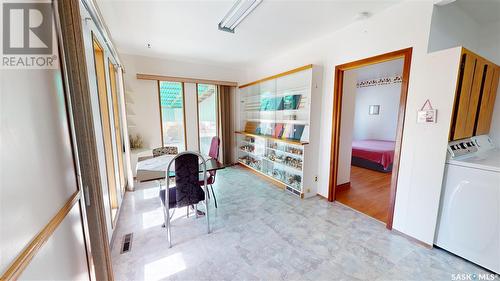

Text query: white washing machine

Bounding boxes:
[435,135,500,274]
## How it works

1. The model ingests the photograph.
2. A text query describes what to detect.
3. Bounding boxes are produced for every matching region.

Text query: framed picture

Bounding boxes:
[369,105,380,115]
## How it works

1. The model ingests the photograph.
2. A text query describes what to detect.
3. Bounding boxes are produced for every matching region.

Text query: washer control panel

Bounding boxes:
[447,138,478,158]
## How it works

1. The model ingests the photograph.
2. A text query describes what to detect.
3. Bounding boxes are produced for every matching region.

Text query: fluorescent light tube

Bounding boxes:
[218,0,262,33]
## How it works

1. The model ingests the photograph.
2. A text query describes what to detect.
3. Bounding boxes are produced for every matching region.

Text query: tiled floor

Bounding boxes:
[111,166,491,281]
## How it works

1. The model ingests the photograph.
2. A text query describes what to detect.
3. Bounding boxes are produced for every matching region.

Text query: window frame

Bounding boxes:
[157,80,187,151]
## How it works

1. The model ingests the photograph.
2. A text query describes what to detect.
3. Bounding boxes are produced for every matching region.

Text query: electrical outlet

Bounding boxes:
[307,188,311,193]
[314,176,318,182]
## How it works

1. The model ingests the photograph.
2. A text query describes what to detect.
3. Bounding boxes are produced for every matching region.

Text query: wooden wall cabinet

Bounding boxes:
[450,48,500,141]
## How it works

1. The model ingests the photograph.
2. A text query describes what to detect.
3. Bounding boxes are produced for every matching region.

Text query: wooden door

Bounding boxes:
[451,50,478,140]
[476,65,500,135]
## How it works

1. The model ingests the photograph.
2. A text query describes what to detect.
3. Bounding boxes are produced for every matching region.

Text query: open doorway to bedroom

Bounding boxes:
[328,48,412,228]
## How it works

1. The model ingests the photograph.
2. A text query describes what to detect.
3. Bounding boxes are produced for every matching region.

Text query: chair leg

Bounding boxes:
[162,206,168,228]
[195,204,199,219]
[163,206,172,247]
[186,206,189,218]
[206,198,210,234]
[210,185,218,208]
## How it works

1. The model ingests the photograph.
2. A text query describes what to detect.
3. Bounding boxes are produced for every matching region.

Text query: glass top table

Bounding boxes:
[135,154,226,183]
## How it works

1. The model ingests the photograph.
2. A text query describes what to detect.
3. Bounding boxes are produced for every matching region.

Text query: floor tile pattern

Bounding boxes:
[111,166,492,281]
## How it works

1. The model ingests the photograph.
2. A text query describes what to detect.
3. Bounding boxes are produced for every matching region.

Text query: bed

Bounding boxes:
[351,140,395,173]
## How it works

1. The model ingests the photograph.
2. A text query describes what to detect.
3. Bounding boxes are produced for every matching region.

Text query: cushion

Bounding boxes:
[159,187,205,209]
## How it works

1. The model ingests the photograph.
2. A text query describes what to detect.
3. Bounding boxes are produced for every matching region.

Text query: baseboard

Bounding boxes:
[392,229,433,249]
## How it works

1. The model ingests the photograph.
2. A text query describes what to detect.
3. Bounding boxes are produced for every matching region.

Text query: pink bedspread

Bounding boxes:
[352,140,395,169]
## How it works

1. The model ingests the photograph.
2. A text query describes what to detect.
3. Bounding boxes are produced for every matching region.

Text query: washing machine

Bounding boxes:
[435,135,500,274]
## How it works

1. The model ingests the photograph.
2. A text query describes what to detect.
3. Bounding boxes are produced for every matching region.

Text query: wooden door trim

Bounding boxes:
[137,73,238,87]
[1,191,81,280]
[239,64,313,88]
[327,48,413,230]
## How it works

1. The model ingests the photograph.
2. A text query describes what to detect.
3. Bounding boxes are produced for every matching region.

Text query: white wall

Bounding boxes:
[242,1,463,245]
[478,20,500,65]
[122,54,245,151]
[428,3,500,66]
[353,83,401,141]
[427,3,481,54]
[478,20,500,147]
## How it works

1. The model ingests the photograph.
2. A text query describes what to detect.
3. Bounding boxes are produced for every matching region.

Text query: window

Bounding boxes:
[197,84,218,156]
[159,81,186,151]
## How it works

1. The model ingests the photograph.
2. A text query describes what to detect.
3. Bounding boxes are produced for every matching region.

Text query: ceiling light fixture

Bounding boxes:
[354,11,372,21]
[218,0,262,33]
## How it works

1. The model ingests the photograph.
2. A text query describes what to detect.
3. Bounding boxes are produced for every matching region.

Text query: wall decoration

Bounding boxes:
[417,99,437,123]
[369,105,380,115]
[356,74,402,88]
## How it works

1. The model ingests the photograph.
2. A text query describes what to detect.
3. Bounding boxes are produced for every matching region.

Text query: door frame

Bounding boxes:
[56,0,116,280]
[327,47,413,229]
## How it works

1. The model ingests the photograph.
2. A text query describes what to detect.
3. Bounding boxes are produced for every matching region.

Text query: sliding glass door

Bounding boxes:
[197,84,218,156]
[159,81,186,151]
[92,38,119,223]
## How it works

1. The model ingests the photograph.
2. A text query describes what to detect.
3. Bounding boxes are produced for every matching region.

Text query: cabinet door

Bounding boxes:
[464,58,488,136]
[476,66,500,135]
[451,51,477,140]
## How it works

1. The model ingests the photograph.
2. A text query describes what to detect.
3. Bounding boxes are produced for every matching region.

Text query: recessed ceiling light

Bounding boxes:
[218,0,262,33]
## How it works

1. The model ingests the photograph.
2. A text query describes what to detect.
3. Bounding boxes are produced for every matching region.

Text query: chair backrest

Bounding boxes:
[170,152,207,207]
[153,146,178,157]
[208,137,220,177]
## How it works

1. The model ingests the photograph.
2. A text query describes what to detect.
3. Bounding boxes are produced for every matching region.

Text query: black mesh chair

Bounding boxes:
[159,151,210,247]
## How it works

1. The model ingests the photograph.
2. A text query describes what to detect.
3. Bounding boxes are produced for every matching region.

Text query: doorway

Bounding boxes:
[328,48,412,229]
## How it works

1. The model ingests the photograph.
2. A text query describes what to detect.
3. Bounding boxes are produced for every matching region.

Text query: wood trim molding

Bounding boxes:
[137,73,238,87]
[1,191,81,280]
[239,64,313,89]
[327,47,413,230]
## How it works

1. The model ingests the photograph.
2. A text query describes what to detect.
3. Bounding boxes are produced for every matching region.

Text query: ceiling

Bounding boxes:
[455,0,500,25]
[95,0,401,68]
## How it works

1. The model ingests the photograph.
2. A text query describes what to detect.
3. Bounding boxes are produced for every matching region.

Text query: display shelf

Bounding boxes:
[235,131,308,145]
[245,119,309,125]
[265,146,303,159]
[237,64,319,198]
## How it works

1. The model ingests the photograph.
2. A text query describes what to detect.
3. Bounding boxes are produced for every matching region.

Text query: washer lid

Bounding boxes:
[448,149,500,172]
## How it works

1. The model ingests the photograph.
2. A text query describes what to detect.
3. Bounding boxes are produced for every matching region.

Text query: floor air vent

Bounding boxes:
[120,233,133,254]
